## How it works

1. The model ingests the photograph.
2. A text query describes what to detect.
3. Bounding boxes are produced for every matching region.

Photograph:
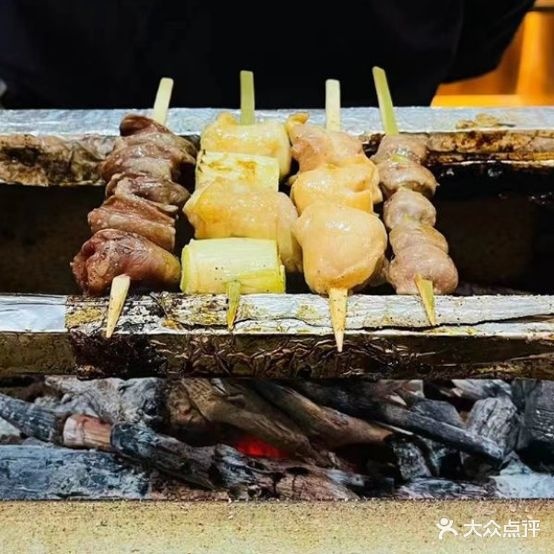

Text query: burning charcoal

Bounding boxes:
[517,380,554,464]
[451,379,512,401]
[0,417,21,444]
[511,379,537,411]
[412,398,464,427]
[179,379,330,466]
[294,381,504,462]
[0,445,150,500]
[214,444,393,500]
[462,396,519,478]
[491,455,554,499]
[253,380,391,449]
[45,376,165,427]
[0,394,62,443]
[389,437,432,481]
[414,437,461,479]
[396,478,495,499]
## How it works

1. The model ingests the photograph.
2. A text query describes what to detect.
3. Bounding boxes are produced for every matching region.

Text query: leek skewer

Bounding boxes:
[225,70,256,327]
[226,280,242,329]
[240,70,255,125]
[325,79,348,352]
[106,77,174,338]
[372,66,437,326]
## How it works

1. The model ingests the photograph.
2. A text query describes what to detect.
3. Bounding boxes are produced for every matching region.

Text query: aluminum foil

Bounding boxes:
[0,294,66,332]
[1,107,554,137]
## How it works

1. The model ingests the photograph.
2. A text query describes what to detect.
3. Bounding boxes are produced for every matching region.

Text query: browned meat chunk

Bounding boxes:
[378,158,437,198]
[119,114,173,136]
[100,115,196,183]
[387,244,458,295]
[184,181,302,273]
[372,134,428,164]
[105,173,189,208]
[383,188,436,230]
[389,223,449,254]
[71,229,181,295]
[101,133,195,183]
[287,115,365,172]
[88,195,177,251]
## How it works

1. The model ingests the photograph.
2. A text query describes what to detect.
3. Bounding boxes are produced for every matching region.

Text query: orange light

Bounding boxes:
[233,434,288,459]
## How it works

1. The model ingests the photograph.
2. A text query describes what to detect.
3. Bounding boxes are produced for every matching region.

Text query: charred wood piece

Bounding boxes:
[516,380,554,464]
[396,478,495,499]
[462,396,519,477]
[45,376,165,427]
[252,380,391,449]
[0,394,65,443]
[293,381,504,462]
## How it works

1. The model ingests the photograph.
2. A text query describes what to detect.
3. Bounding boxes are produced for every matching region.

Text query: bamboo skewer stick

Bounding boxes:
[240,70,255,125]
[372,66,437,327]
[325,79,348,352]
[226,70,256,330]
[105,77,174,338]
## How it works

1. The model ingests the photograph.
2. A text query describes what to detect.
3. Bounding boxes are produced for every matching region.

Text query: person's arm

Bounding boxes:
[445,0,534,82]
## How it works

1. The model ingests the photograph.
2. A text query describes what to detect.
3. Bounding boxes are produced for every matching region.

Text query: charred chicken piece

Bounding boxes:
[201,113,291,178]
[371,134,428,165]
[383,188,436,230]
[101,133,195,183]
[184,181,302,273]
[105,173,189,208]
[387,244,458,295]
[389,223,449,254]
[287,114,382,204]
[71,229,181,296]
[378,158,437,198]
[287,115,364,172]
[293,202,387,295]
[88,194,177,251]
[291,159,379,214]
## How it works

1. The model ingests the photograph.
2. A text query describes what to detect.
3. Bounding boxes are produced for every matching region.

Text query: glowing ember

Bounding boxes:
[233,434,288,459]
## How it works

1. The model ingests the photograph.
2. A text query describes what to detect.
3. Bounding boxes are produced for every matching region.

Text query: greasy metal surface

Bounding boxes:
[0,293,550,333]
[0,501,551,553]
[2,107,554,187]
[2,293,554,379]
[2,107,554,135]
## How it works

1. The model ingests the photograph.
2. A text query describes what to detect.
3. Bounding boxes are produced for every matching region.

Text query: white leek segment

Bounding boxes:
[201,113,291,178]
[195,151,279,191]
[181,238,285,294]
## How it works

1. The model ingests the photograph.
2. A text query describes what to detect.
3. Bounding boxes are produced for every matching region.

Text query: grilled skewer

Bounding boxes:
[289,80,387,351]
[71,78,194,337]
[372,66,458,325]
[184,71,292,328]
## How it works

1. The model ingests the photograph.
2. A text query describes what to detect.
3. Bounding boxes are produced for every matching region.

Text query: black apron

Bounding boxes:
[0,0,533,109]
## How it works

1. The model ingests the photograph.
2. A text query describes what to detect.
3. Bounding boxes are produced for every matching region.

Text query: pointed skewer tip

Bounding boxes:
[414,274,437,326]
[329,287,348,352]
[106,274,131,338]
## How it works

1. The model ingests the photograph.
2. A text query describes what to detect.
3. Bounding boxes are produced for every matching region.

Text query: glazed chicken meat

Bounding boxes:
[184,181,302,273]
[293,202,387,295]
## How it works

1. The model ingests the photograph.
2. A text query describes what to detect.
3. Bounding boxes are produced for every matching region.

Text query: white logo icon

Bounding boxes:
[436,517,458,540]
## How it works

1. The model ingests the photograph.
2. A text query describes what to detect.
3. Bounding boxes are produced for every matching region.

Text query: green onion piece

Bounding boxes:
[240,70,255,125]
[372,66,399,136]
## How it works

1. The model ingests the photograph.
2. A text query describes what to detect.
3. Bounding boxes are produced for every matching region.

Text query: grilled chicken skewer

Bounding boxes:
[185,71,292,328]
[372,67,458,325]
[72,78,194,337]
[289,80,387,351]
[106,78,174,338]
